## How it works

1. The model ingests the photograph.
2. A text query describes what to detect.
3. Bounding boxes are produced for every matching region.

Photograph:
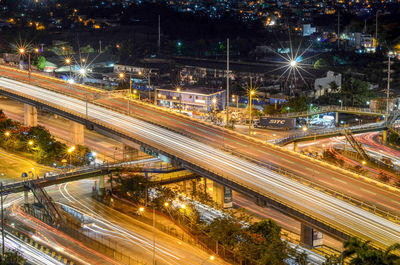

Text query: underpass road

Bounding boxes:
[50,180,226,265]
[1,77,400,249]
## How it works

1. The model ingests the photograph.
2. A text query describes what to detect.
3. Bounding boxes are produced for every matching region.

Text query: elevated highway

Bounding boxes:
[0,77,400,249]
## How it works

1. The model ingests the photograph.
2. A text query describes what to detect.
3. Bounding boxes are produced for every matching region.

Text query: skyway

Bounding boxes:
[267,105,386,118]
[0,77,399,249]
[274,122,388,145]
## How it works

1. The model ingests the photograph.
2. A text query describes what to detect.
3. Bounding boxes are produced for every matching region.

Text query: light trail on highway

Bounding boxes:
[1,77,399,248]
[53,180,225,265]
[1,68,400,219]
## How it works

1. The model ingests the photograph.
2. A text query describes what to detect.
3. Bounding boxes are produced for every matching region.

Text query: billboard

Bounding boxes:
[223,187,233,208]
[256,117,296,130]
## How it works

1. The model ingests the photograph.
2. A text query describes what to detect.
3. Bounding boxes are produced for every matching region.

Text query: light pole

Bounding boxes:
[201,256,215,264]
[119,72,133,114]
[177,87,182,113]
[153,206,156,265]
[212,97,217,123]
[19,47,39,82]
[248,88,255,134]
[139,70,152,102]
[339,99,343,109]
[67,146,75,169]
[375,10,381,49]
[232,95,239,123]
[65,58,72,80]
[289,60,297,96]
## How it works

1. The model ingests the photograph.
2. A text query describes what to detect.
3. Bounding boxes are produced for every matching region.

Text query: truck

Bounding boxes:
[254,117,296,130]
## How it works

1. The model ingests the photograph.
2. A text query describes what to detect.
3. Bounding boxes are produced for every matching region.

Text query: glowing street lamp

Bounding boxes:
[28,140,34,146]
[201,256,215,264]
[290,60,297,67]
[67,146,75,168]
[248,88,256,133]
[18,47,33,81]
[4,132,10,137]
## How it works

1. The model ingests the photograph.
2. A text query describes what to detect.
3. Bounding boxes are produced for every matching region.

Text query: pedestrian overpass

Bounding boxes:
[274,110,400,147]
[268,105,386,119]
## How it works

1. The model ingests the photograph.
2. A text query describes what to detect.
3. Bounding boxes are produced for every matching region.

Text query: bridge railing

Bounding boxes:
[219,145,400,227]
[266,105,386,118]
[274,121,387,145]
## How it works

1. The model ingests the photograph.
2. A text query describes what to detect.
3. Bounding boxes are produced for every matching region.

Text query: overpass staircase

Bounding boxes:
[27,182,64,225]
[343,129,370,161]
[387,110,400,136]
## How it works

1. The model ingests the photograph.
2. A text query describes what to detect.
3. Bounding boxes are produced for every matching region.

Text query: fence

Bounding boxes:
[104,193,257,265]
[61,220,147,265]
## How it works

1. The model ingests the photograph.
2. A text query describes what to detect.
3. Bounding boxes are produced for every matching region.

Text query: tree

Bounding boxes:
[340,78,370,107]
[1,251,26,264]
[239,219,287,264]
[322,254,344,265]
[280,96,308,113]
[114,173,153,203]
[341,237,400,265]
[205,216,243,248]
[34,56,46,70]
[80,44,95,53]
[314,58,329,69]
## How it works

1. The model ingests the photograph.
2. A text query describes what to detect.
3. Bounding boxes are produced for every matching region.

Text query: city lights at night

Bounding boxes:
[0,0,398,264]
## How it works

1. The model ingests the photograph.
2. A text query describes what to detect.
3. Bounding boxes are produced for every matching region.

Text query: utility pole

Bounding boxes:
[248,77,253,133]
[158,15,161,55]
[153,207,156,265]
[337,9,340,49]
[1,182,4,257]
[226,38,229,127]
[386,55,391,120]
[99,40,102,53]
[375,11,381,49]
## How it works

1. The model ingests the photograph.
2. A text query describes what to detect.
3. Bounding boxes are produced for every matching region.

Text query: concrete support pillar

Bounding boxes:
[123,144,138,160]
[24,190,29,205]
[24,104,37,127]
[293,142,298,152]
[70,121,84,146]
[213,181,224,207]
[335,112,339,126]
[98,175,105,197]
[300,223,313,248]
[382,129,387,144]
[211,181,233,208]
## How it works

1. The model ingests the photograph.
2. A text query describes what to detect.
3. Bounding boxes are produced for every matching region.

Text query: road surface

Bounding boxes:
[0,77,399,249]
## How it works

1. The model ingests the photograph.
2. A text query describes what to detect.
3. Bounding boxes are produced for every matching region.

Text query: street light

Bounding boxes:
[177,87,182,113]
[119,72,133,114]
[28,140,34,146]
[290,60,297,67]
[339,99,343,109]
[65,58,72,80]
[138,70,152,102]
[4,132,10,137]
[201,256,215,264]
[248,89,256,133]
[67,146,75,169]
[18,47,35,81]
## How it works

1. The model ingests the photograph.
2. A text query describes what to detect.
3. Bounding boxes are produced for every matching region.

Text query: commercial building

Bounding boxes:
[156,87,227,112]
